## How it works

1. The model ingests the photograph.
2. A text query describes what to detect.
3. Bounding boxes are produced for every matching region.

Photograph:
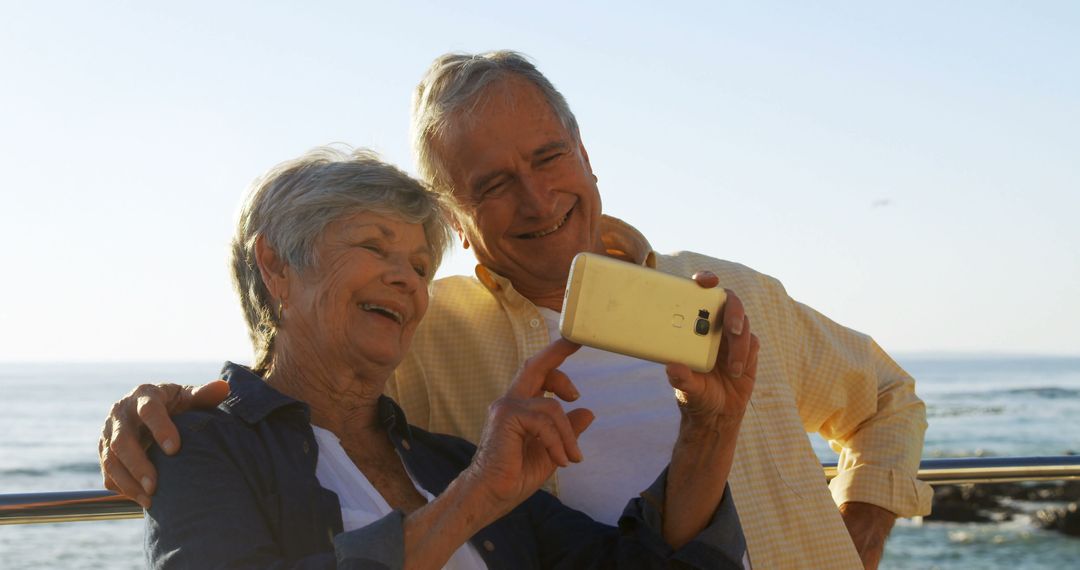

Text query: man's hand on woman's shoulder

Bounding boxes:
[98,380,229,507]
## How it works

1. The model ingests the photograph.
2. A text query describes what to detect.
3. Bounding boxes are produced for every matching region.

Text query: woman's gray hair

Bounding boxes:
[231,146,453,373]
[411,50,580,196]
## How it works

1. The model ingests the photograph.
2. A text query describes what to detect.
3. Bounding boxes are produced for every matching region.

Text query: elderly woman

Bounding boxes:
[144,147,757,569]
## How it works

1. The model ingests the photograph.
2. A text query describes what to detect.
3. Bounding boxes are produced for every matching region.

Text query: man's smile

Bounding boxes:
[518,205,572,239]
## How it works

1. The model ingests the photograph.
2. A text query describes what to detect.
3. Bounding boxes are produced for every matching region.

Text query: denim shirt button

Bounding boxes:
[483,540,495,552]
[529,318,540,328]
[401,439,411,451]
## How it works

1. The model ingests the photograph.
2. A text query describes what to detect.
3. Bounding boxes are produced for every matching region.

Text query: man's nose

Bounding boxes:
[516,173,558,217]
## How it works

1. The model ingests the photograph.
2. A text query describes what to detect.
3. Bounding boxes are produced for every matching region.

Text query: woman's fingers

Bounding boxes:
[509,339,581,398]
[566,408,595,438]
[721,290,748,377]
[525,410,571,467]
[522,398,583,464]
[542,368,580,403]
[692,270,720,289]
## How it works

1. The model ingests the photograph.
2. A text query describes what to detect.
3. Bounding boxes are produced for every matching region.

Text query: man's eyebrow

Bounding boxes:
[471,169,509,195]
[469,140,571,195]
[531,140,570,159]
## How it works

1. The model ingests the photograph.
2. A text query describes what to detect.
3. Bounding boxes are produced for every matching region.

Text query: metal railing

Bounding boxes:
[2,455,1079,526]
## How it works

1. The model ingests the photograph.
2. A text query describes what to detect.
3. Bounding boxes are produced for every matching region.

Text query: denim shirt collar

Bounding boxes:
[217,361,414,440]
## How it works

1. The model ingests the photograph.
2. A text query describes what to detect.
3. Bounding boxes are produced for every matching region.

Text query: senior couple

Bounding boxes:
[100,51,932,569]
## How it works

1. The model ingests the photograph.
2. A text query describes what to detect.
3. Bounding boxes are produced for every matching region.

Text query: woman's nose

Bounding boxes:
[384,257,421,292]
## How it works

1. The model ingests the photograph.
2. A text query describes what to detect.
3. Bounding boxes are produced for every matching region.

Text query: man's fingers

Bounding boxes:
[102,440,151,508]
[509,339,581,398]
[137,395,181,455]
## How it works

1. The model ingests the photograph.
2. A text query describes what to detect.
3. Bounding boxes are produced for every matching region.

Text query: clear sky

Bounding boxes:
[1,1,1077,362]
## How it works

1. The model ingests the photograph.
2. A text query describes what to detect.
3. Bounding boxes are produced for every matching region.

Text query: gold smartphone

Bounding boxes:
[559,252,726,372]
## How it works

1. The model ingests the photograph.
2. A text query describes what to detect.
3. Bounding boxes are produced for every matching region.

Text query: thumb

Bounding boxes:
[188,380,230,409]
[664,363,698,393]
[566,408,595,438]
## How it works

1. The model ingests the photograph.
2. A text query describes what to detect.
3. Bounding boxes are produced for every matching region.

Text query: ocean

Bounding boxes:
[2,357,1079,568]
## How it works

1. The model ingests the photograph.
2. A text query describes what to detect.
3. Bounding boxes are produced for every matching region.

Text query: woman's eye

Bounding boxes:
[360,243,384,255]
[413,265,429,278]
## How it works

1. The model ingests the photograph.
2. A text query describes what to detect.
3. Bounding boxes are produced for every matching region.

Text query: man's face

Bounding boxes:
[432,77,604,296]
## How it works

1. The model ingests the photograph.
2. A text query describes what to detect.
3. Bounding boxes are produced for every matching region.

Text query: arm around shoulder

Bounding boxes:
[146,412,338,569]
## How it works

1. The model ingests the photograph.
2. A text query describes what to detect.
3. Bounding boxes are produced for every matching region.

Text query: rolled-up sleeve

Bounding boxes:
[761,275,933,517]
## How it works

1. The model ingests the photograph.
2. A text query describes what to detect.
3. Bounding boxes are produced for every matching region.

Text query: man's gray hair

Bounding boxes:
[411,50,580,196]
[230,146,452,373]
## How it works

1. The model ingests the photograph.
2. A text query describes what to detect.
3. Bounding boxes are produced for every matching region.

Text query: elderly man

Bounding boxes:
[100,51,931,569]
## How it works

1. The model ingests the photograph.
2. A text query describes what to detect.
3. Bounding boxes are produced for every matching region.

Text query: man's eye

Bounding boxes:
[476,183,504,203]
[539,152,563,165]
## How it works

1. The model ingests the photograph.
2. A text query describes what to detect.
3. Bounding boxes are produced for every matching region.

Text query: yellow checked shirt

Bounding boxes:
[387,216,933,569]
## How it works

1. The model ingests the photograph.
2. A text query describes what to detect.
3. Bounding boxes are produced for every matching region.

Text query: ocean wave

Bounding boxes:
[1003,387,1080,399]
[0,468,49,477]
[937,386,1080,400]
[0,462,100,478]
[927,404,1005,418]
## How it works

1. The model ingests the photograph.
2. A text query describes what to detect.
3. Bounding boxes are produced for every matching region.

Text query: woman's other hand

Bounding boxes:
[666,274,759,429]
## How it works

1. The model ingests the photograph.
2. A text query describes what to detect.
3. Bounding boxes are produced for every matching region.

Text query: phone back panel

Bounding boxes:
[560,253,726,372]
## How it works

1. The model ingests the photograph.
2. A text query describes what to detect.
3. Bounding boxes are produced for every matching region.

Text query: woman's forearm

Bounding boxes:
[401,472,498,570]
[662,416,741,549]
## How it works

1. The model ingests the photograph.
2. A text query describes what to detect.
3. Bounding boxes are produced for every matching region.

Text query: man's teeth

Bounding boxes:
[361,303,403,323]
[524,212,569,238]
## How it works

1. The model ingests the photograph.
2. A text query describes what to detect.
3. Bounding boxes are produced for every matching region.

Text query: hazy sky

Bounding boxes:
[1,1,1077,362]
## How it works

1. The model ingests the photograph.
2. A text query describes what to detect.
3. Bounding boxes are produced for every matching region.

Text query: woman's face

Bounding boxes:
[282,211,433,376]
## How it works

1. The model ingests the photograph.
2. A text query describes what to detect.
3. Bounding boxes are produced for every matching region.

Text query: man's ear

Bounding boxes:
[578,139,594,176]
[254,235,290,301]
[450,212,471,250]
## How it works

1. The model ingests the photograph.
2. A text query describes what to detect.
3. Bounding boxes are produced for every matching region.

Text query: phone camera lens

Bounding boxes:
[694,317,710,336]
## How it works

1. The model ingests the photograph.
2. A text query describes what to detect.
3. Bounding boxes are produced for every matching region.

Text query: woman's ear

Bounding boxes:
[254,235,290,302]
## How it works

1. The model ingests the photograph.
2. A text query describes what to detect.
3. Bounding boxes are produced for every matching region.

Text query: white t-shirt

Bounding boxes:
[311,425,487,570]
[541,308,753,569]
[537,307,681,526]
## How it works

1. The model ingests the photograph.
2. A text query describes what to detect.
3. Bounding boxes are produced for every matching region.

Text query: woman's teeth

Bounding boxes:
[361,303,403,323]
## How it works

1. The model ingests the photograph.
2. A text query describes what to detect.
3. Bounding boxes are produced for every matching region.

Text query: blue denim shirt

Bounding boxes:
[145,362,746,569]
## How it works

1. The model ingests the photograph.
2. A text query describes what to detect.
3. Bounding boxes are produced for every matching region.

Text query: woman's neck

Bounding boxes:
[264,340,385,441]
